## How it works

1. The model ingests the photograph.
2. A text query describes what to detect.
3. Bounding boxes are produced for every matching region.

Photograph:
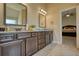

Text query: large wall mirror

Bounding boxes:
[39,14,46,28]
[4,3,27,26]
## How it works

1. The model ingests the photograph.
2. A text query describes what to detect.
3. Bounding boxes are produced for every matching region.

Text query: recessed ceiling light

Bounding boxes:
[66,14,70,17]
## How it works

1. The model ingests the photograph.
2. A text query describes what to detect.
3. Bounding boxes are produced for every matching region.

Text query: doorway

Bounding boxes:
[62,8,76,47]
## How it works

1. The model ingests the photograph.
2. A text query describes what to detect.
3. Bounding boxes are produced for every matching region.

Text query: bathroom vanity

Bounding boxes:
[0,31,53,56]
[0,3,53,56]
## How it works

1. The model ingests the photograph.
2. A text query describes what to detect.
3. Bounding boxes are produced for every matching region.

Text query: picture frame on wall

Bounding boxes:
[39,14,46,28]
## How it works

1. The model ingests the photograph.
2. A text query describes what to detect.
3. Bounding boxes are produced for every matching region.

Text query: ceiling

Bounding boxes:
[62,8,76,17]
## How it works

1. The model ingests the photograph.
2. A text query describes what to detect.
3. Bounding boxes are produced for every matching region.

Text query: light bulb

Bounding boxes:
[66,14,70,17]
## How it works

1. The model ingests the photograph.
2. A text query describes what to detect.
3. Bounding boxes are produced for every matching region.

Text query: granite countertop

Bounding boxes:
[0,30,52,34]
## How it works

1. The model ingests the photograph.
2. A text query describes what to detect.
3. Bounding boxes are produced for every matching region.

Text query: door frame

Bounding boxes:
[60,7,77,46]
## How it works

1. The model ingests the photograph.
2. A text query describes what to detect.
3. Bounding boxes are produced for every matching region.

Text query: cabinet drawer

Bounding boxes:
[0,34,14,42]
[45,31,49,34]
[17,33,31,39]
[31,33,37,37]
[38,32,45,36]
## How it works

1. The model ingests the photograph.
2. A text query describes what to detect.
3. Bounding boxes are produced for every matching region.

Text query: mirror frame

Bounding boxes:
[4,3,27,26]
[39,13,46,28]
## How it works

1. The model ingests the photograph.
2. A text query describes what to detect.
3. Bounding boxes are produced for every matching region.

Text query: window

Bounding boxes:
[6,19,17,24]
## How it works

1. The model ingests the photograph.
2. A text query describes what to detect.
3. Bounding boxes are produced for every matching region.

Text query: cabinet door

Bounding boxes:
[26,37,37,56]
[49,32,53,43]
[37,33,46,50]
[0,47,1,56]
[0,40,25,56]
[46,32,50,45]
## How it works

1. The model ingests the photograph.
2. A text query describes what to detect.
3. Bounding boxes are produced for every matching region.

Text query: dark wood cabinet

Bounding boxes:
[37,32,46,50]
[26,37,37,56]
[46,32,50,45]
[0,40,25,56]
[0,47,1,56]
[46,31,53,45]
[0,31,53,56]
[49,32,53,43]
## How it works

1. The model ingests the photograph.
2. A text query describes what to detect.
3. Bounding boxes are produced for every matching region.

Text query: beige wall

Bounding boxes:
[24,3,47,29]
[0,3,47,31]
[0,3,4,25]
[46,4,79,44]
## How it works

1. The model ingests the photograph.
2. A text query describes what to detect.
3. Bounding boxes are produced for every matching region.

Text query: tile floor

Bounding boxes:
[62,36,76,47]
[33,36,79,56]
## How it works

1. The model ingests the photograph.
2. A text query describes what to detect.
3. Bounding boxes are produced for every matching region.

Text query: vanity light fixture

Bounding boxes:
[40,9,47,14]
[39,12,46,15]
[39,9,47,15]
